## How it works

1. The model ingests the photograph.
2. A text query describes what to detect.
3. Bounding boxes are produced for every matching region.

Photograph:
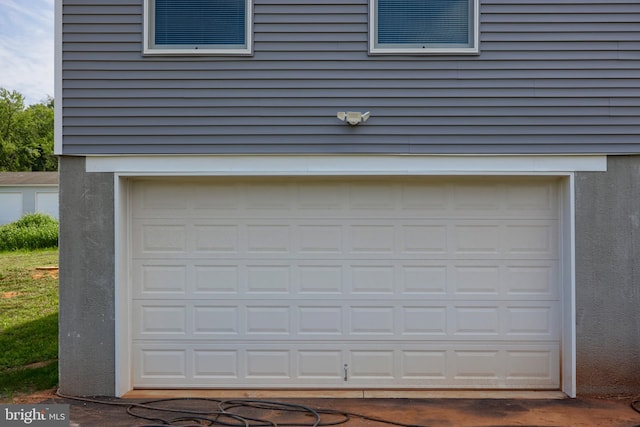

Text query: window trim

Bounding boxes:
[369,0,479,55]
[143,0,253,56]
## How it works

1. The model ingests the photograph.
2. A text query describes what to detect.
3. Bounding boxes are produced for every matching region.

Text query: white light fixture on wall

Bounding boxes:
[337,111,370,126]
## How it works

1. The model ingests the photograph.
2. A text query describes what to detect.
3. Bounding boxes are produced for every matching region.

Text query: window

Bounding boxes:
[370,0,479,54]
[144,0,252,55]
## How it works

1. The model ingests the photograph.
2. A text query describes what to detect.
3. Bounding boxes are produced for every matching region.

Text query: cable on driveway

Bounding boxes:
[55,390,428,427]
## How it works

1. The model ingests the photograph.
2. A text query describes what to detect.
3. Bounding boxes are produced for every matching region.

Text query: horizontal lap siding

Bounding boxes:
[61,0,640,154]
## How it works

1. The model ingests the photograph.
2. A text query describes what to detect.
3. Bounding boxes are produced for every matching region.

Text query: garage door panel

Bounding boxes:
[244,183,295,211]
[504,180,559,215]
[135,181,190,214]
[401,265,449,294]
[246,350,291,379]
[246,265,291,293]
[297,265,344,293]
[133,221,188,254]
[133,259,558,300]
[401,306,448,336]
[193,224,240,253]
[133,301,188,338]
[194,265,239,294]
[401,225,448,254]
[348,306,395,335]
[137,347,188,381]
[245,306,291,335]
[132,262,188,296]
[349,225,396,254]
[247,224,291,253]
[505,349,560,383]
[349,350,395,379]
[297,306,343,335]
[298,350,343,379]
[453,306,501,336]
[505,304,561,339]
[505,262,559,297]
[133,300,559,342]
[450,345,559,388]
[349,265,396,293]
[132,343,560,388]
[130,177,562,389]
[505,223,558,256]
[453,265,501,295]
[193,350,239,379]
[133,219,558,260]
[132,177,558,219]
[298,225,344,253]
[193,306,240,335]
[453,220,558,258]
[401,350,448,380]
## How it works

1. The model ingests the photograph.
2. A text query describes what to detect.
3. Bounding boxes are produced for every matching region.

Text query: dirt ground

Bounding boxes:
[6,389,640,427]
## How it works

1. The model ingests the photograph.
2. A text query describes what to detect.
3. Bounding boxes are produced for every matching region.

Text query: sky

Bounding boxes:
[0,0,55,105]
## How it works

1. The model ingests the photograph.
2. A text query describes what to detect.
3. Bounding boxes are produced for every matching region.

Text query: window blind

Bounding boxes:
[377,0,469,45]
[154,0,246,46]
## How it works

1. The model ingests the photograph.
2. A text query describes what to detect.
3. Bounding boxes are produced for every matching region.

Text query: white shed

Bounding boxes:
[0,172,59,224]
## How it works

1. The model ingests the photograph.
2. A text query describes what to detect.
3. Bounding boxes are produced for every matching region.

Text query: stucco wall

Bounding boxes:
[575,155,640,394]
[58,156,116,396]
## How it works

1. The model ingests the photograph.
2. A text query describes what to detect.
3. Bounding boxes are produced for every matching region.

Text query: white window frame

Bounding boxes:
[143,0,253,56]
[369,0,479,55]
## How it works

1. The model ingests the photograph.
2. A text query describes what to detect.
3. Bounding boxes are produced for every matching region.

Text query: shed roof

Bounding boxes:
[0,172,59,186]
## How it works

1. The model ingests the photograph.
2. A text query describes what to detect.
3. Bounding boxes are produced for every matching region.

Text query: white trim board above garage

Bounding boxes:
[88,155,606,174]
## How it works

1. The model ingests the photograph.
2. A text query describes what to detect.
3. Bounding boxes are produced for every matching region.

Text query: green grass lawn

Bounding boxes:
[0,249,59,400]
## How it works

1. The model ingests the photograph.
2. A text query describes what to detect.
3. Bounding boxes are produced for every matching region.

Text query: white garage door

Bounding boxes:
[130,176,561,389]
[0,193,23,224]
[35,192,59,219]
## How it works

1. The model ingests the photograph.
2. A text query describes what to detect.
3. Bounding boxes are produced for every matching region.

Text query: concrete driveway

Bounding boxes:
[42,394,640,427]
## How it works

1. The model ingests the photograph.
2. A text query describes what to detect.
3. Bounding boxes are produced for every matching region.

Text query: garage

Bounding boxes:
[129,176,561,390]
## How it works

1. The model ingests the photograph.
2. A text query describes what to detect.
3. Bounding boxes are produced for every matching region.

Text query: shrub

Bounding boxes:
[0,213,58,251]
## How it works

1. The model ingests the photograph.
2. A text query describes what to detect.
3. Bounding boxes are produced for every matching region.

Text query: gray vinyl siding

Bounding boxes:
[61,0,640,155]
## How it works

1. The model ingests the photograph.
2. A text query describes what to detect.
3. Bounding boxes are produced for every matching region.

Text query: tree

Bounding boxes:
[0,88,56,171]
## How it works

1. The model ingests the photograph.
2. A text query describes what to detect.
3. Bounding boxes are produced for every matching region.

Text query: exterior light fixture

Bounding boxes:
[337,111,371,125]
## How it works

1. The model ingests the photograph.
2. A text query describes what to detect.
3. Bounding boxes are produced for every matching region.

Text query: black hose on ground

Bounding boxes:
[55,390,428,427]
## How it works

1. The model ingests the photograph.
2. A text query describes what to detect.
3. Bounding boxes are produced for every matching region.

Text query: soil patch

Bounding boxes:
[1,291,20,298]
[32,266,59,280]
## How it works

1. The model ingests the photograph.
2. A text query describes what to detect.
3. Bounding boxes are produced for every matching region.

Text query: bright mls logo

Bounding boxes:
[0,405,69,426]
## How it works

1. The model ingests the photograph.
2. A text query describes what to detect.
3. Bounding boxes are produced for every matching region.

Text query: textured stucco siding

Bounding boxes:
[60,0,640,155]
[575,155,640,394]
[58,156,116,396]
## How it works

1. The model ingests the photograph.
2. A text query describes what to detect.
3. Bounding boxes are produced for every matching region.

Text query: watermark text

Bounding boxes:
[1,405,69,426]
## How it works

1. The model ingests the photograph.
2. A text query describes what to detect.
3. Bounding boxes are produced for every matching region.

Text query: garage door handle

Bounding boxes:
[343,364,348,381]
